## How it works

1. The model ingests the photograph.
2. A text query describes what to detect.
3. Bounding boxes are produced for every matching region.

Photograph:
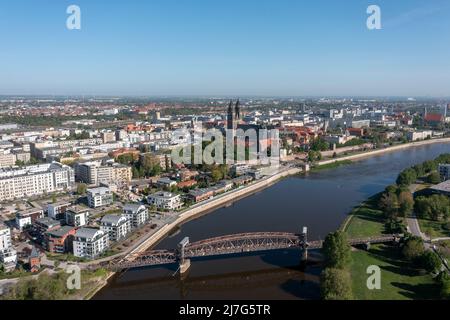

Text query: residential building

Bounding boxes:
[0,247,17,271]
[188,189,214,203]
[0,153,16,167]
[100,214,131,242]
[15,213,32,231]
[0,224,12,251]
[75,161,131,185]
[156,177,177,189]
[0,162,74,201]
[73,228,110,259]
[147,191,183,210]
[33,217,61,234]
[232,175,253,187]
[407,130,433,142]
[87,187,114,208]
[45,226,77,254]
[123,203,149,228]
[47,201,71,220]
[65,206,90,227]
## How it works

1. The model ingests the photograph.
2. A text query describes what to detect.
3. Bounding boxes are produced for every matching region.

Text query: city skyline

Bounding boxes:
[1,0,450,97]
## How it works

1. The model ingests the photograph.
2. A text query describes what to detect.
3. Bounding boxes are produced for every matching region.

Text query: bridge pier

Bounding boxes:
[178,237,191,275]
[179,259,191,275]
[300,227,308,265]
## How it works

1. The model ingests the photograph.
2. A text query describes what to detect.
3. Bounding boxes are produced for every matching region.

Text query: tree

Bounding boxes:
[414,195,450,221]
[396,168,417,186]
[310,138,330,152]
[420,251,441,273]
[428,172,441,184]
[398,191,414,217]
[402,236,425,262]
[308,150,321,163]
[211,167,223,182]
[378,192,399,219]
[320,268,353,300]
[322,231,352,269]
[437,272,450,299]
[76,183,87,195]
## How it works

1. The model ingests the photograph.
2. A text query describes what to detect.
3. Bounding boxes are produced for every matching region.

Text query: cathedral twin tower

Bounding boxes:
[227,99,241,131]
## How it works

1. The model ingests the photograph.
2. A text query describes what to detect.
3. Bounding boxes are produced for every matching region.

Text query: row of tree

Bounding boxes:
[320,231,353,300]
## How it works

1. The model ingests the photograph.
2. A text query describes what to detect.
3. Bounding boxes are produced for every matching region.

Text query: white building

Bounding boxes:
[100,214,131,242]
[66,206,90,227]
[0,224,12,251]
[0,162,74,201]
[47,201,71,220]
[15,214,32,231]
[407,130,433,142]
[87,187,114,208]
[147,191,183,211]
[73,228,109,259]
[0,224,16,271]
[123,203,149,228]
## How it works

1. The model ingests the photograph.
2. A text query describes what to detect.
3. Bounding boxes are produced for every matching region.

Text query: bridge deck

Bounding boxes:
[107,232,401,271]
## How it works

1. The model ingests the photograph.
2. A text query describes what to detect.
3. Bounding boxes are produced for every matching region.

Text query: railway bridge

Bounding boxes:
[106,228,402,274]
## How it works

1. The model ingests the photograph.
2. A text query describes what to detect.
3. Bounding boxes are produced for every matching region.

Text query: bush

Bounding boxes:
[420,251,441,273]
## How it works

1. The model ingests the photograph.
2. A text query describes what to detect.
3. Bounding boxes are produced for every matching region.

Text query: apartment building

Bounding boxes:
[147,191,183,211]
[0,153,16,167]
[47,201,71,220]
[87,187,114,208]
[75,161,132,185]
[123,203,149,228]
[0,162,75,201]
[0,224,12,252]
[100,214,131,242]
[73,227,110,259]
[65,206,90,227]
[45,226,76,254]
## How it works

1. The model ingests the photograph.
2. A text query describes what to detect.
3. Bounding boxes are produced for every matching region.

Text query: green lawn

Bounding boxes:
[418,219,450,239]
[351,244,440,300]
[345,201,386,239]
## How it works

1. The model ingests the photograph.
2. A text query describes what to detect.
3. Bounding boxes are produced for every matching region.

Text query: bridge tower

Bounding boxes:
[178,237,191,275]
[300,227,308,264]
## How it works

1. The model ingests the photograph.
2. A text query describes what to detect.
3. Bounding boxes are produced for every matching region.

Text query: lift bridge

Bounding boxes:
[106,228,401,274]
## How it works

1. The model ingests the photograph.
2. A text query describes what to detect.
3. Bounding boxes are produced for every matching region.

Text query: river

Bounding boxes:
[94,142,450,300]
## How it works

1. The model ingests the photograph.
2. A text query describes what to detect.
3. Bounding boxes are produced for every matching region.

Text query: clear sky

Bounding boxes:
[1,0,449,97]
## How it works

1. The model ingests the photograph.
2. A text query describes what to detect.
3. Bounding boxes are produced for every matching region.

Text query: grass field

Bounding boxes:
[418,219,450,239]
[344,195,387,238]
[351,244,440,300]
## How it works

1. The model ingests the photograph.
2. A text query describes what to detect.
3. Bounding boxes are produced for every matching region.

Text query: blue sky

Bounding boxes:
[0,0,449,97]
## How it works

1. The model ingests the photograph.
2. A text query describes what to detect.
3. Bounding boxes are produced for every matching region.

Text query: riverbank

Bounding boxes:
[318,137,450,167]
[88,166,301,299]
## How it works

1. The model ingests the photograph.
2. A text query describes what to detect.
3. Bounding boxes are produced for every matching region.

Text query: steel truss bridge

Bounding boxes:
[107,231,401,271]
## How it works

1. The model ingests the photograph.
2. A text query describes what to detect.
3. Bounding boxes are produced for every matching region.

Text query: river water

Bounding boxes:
[94,143,450,300]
